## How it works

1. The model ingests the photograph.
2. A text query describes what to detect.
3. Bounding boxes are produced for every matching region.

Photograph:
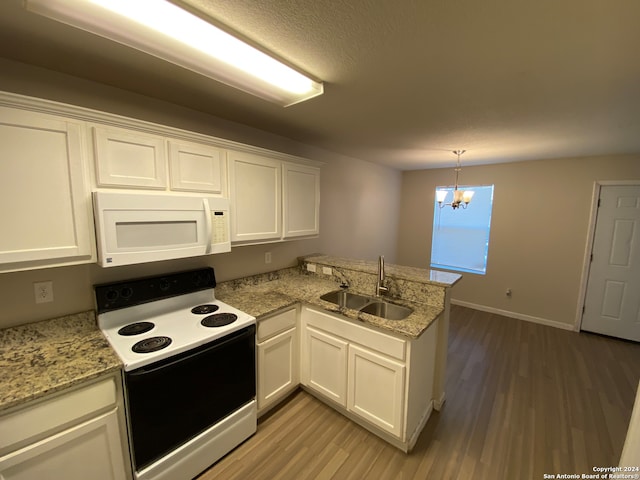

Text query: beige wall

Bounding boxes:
[397,155,640,327]
[0,59,401,328]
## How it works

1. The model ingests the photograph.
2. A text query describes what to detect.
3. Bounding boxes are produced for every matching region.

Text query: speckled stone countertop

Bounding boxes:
[304,255,462,287]
[0,311,121,413]
[216,265,452,339]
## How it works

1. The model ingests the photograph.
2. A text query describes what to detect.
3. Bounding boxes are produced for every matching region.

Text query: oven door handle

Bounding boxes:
[127,326,255,377]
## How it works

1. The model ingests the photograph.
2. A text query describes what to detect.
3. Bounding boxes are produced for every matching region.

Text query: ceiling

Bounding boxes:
[1,0,639,170]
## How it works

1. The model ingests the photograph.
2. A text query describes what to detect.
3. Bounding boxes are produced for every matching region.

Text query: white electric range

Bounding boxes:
[95,268,256,480]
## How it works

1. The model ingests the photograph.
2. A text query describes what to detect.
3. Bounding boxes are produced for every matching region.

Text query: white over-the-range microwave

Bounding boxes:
[93,191,231,267]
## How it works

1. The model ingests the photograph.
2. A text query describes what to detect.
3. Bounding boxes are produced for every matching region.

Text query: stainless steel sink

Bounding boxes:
[359,301,413,320]
[320,290,413,320]
[320,290,371,310]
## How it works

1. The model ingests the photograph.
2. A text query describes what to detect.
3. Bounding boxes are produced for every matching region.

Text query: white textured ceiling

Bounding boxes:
[1,0,639,169]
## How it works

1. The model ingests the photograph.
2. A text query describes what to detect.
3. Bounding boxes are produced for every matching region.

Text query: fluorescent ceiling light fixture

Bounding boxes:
[25,0,324,106]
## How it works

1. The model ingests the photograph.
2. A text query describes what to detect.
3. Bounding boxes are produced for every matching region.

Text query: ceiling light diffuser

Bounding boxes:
[25,0,324,106]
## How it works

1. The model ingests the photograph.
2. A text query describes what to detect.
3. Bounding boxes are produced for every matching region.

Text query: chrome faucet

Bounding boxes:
[375,255,389,297]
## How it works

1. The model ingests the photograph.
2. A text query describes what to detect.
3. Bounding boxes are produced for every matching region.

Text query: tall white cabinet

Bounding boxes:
[228,151,282,243]
[282,163,320,239]
[0,106,94,273]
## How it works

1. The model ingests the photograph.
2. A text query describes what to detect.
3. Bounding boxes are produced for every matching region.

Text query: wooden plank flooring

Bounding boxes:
[196,305,640,480]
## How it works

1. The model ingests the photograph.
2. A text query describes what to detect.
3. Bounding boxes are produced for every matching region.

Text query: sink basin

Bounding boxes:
[320,290,371,310]
[359,301,413,320]
[320,290,413,321]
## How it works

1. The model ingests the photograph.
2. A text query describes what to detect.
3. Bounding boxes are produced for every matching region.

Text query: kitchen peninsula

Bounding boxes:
[216,255,461,451]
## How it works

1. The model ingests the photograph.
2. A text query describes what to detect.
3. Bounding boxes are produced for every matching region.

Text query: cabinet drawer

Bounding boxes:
[257,307,297,342]
[303,307,406,361]
[0,378,117,452]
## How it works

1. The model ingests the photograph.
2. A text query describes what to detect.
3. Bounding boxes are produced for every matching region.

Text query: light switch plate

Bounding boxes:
[322,266,332,275]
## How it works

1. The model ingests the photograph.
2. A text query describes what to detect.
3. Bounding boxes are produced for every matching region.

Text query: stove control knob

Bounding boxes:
[159,279,170,291]
[105,289,118,301]
[120,287,133,299]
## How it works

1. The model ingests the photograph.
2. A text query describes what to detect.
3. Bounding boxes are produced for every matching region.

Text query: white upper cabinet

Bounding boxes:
[0,106,94,272]
[283,163,320,238]
[229,151,320,245]
[168,140,226,196]
[93,125,167,189]
[228,150,282,243]
[93,127,228,196]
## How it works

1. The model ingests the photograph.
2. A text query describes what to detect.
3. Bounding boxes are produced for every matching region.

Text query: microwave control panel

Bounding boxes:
[212,211,229,244]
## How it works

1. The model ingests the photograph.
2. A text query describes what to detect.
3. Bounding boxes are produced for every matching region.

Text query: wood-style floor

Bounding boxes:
[196,305,640,480]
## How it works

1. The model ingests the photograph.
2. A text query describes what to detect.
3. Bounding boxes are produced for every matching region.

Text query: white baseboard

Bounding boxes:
[451,299,574,331]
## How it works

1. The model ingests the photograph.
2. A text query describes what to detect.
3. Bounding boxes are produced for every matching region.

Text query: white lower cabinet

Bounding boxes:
[300,306,437,451]
[257,307,299,415]
[347,344,405,437]
[0,410,126,480]
[0,375,131,480]
[303,326,348,407]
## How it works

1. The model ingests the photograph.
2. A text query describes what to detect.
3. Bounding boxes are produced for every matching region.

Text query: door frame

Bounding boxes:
[575,180,640,332]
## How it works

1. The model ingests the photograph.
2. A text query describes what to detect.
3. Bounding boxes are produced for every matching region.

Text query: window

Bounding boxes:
[430,185,494,275]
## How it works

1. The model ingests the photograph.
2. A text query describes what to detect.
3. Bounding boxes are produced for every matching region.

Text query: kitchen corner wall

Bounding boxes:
[397,154,640,328]
[0,59,401,329]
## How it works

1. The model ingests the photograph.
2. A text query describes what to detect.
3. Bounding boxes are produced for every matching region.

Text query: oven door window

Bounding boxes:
[124,326,256,471]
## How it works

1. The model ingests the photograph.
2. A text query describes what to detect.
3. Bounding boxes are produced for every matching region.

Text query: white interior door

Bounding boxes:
[582,185,640,341]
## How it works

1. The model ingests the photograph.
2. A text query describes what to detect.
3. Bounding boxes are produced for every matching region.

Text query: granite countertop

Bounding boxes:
[0,311,121,413]
[303,255,462,287]
[0,258,454,413]
[216,269,445,339]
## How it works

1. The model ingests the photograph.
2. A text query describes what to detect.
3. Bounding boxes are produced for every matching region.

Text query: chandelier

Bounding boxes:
[436,150,474,209]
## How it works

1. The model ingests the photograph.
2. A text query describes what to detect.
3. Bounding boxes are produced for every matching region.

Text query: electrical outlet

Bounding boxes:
[322,266,332,275]
[34,281,54,304]
[306,263,317,272]
[265,252,272,264]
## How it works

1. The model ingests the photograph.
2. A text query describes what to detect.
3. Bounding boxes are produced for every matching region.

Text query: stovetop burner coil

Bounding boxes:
[118,321,155,336]
[201,313,237,327]
[191,304,219,315]
[132,336,172,353]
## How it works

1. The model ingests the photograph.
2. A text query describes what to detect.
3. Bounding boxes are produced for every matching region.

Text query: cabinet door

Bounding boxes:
[282,163,320,238]
[258,327,298,413]
[303,326,348,406]
[93,125,166,189]
[228,151,281,243]
[0,410,128,480]
[347,344,405,437]
[0,107,93,270]
[168,140,227,195]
